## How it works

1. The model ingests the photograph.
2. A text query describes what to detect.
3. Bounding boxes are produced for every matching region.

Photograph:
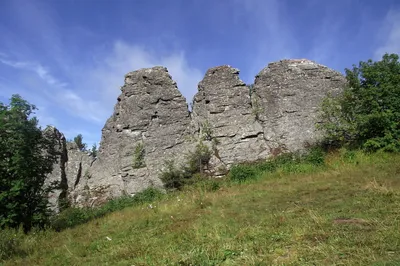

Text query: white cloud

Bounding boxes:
[85,41,203,115]
[0,40,203,128]
[375,9,400,59]
[0,58,67,87]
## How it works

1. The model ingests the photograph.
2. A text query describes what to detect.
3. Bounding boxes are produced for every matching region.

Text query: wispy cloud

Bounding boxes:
[85,41,203,111]
[375,9,400,59]
[0,58,67,87]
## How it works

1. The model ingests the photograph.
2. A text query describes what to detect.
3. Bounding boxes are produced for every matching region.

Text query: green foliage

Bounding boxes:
[230,148,326,183]
[201,120,213,141]
[160,159,186,190]
[318,53,400,152]
[229,164,258,182]
[133,142,146,169]
[303,146,326,166]
[91,143,98,158]
[51,187,164,231]
[160,141,212,190]
[0,95,57,233]
[73,134,86,151]
[184,141,212,175]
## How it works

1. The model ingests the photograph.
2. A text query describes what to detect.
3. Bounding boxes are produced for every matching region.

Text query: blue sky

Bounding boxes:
[0,0,399,146]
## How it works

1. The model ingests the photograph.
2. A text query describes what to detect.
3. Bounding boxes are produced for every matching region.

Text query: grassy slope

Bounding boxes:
[3,151,400,265]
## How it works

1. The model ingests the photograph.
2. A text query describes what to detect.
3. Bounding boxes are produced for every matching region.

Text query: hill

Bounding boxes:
[2,150,400,265]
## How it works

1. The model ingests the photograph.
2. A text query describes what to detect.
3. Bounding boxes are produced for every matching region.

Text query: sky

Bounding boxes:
[0,0,399,146]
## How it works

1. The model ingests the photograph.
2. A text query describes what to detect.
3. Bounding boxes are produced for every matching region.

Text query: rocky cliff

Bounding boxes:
[47,59,346,208]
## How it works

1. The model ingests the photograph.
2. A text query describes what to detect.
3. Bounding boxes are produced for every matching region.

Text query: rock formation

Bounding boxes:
[47,59,347,208]
[44,126,94,210]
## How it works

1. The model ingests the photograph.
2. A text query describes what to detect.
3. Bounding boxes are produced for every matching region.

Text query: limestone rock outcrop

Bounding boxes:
[87,66,193,205]
[252,59,346,153]
[44,126,94,211]
[191,66,268,167]
[47,59,347,207]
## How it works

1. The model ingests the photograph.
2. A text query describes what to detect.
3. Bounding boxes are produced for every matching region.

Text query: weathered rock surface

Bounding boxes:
[47,59,347,207]
[86,66,193,205]
[252,59,346,153]
[44,126,94,211]
[192,65,268,167]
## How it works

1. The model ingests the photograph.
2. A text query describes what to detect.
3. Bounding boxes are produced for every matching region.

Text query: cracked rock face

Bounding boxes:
[47,59,347,207]
[44,127,93,211]
[252,59,346,153]
[192,65,268,166]
[87,66,193,205]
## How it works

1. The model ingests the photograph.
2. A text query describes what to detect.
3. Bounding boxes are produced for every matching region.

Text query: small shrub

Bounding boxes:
[133,142,146,169]
[132,187,164,204]
[74,134,87,151]
[229,164,258,183]
[160,159,186,190]
[160,142,212,190]
[50,207,91,231]
[304,146,326,166]
[91,143,98,158]
[184,141,212,175]
[201,120,213,141]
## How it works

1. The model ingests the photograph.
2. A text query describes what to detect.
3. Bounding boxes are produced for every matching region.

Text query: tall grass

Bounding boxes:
[2,149,400,265]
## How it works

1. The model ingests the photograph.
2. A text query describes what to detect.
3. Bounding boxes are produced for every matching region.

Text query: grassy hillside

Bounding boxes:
[2,150,400,265]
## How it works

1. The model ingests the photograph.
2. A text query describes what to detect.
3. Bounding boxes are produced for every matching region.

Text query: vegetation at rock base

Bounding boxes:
[0,95,57,233]
[318,53,400,152]
[2,150,400,265]
[50,187,164,232]
[1,54,400,264]
[160,141,212,190]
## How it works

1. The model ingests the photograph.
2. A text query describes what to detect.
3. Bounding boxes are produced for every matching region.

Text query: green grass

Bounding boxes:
[2,150,400,265]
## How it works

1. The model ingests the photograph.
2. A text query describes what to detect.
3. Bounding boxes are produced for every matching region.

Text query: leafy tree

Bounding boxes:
[91,143,98,158]
[0,95,57,232]
[318,53,400,152]
[73,134,86,151]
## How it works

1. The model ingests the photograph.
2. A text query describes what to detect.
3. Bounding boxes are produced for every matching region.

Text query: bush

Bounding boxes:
[184,141,212,175]
[160,141,212,190]
[160,159,186,190]
[133,142,146,169]
[73,134,87,151]
[303,146,326,166]
[318,53,400,152]
[229,164,258,183]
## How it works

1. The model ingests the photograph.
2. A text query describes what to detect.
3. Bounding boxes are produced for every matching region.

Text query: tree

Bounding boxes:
[0,95,57,232]
[73,134,86,151]
[91,143,98,158]
[318,53,400,152]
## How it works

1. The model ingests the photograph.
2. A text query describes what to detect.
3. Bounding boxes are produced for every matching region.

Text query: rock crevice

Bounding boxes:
[47,59,347,207]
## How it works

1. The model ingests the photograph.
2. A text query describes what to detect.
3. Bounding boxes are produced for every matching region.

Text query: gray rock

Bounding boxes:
[87,66,192,205]
[191,65,268,167]
[252,59,346,153]
[47,59,347,207]
[44,126,94,211]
